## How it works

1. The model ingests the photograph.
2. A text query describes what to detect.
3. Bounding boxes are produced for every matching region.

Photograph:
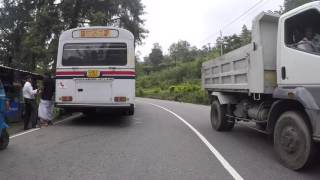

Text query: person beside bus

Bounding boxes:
[38,73,55,127]
[22,75,39,130]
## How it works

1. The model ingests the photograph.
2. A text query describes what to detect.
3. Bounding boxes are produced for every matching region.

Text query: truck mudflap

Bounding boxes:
[306,109,320,142]
[273,87,320,141]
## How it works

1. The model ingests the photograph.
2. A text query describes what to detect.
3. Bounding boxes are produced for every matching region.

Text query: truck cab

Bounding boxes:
[202,2,320,170]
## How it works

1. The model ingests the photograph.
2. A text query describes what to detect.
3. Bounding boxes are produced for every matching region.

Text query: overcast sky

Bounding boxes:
[137,0,284,59]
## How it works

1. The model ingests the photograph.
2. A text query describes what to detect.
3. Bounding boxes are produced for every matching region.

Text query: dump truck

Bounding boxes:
[202,2,320,170]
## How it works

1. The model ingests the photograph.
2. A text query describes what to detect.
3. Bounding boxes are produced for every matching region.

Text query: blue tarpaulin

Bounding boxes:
[0,81,8,134]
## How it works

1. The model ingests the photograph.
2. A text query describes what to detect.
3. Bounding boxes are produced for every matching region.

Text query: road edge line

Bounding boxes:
[9,128,41,139]
[142,101,243,180]
[9,113,83,139]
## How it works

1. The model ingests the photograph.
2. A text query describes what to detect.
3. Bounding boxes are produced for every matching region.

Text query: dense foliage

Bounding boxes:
[136,25,251,104]
[284,0,316,12]
[0,0,147,73]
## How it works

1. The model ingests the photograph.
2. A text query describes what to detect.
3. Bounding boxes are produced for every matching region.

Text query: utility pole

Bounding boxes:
[219,30,223,56]
[207,43,211,51]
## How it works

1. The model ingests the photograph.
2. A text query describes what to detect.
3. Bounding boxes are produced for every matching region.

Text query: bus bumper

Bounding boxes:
[56,103,134,113]
[56,103,132,108]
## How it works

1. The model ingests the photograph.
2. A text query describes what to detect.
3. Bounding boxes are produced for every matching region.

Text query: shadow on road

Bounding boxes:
[67,111,133,128]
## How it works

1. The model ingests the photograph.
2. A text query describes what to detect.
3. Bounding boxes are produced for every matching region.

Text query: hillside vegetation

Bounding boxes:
[137,54,213,105]
[136,26,251,104]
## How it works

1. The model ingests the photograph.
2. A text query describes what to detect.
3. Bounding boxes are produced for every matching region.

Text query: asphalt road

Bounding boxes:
[0,98,319,180]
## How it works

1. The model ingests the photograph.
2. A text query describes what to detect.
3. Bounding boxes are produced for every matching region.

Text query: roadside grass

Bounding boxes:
[137,82,210,105]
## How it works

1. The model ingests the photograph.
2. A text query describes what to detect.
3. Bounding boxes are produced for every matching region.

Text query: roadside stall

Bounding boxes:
[0,65,42,123]
[0,80,9,150]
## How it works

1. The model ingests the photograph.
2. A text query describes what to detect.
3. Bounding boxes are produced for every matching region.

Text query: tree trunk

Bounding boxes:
[70,0,82,28]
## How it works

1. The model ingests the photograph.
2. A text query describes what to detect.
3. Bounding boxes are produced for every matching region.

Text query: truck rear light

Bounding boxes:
[61,96,73,102]
[114,96,127,102]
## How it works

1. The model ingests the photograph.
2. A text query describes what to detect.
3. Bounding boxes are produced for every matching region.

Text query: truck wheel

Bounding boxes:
[274,111,314,170]
[0,129,9,150]
[211,100,234,131]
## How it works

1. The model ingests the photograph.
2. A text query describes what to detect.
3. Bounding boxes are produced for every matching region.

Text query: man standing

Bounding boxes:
[38,73,55,126]
[23,75,38,130]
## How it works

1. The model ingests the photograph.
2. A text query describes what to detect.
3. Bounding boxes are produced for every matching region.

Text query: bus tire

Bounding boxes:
[0,129,9,150]
[274,111,315,170]
[211,100,234,131]
[127,105,134,116]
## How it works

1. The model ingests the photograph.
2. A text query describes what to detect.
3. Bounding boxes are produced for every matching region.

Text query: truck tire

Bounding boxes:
[211,100,234,131]
[0,129,9,150]
[274,111,314,170]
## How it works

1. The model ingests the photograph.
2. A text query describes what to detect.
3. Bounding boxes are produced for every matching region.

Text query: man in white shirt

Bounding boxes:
[23,75,38,130]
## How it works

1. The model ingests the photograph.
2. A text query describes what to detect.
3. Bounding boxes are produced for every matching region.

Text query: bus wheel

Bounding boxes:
[274,111,314,170]
[127,105,134,116]
[210,100,234,131]
[0,129,9,150]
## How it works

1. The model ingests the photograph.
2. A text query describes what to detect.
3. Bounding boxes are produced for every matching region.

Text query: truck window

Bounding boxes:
[285,9,320,54]
[62,43,127,66]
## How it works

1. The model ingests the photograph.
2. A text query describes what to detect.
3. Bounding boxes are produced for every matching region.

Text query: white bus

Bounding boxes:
[55,27,135,115]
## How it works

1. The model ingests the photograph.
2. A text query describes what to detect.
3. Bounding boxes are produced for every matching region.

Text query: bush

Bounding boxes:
[136,57,210,105]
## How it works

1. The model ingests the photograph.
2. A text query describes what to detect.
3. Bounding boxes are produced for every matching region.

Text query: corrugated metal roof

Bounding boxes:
[0,64,42,77]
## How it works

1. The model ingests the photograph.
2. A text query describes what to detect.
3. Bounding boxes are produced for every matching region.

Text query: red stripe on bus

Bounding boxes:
[56,71,85,76]
[56,71,135,76]
[100,71,135,76]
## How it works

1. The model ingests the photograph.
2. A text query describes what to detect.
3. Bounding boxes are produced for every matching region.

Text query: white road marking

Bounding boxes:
[143,101,244,180]
[9,113,83,139]
[10,128,41,139]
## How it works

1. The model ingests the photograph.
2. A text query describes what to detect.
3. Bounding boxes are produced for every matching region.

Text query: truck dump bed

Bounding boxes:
[202,44,251,92]
[202,12,279,94]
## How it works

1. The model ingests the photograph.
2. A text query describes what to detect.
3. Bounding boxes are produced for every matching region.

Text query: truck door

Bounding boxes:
[279,8,320,86]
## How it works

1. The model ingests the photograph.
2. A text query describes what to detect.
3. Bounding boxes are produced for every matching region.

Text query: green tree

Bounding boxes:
[284,0,315,12]
[218,34,242,54]
[149,43,164,67]
[240,25,251,45]
[0,0,36,69]
[168,40,198,63]
[0,0,147,72]
[59,0,147,45]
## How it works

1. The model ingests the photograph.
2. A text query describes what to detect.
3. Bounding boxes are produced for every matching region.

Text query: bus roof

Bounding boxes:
[59,26,134,42]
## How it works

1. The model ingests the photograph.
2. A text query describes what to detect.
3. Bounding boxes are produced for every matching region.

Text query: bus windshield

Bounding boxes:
[62,43,127,66]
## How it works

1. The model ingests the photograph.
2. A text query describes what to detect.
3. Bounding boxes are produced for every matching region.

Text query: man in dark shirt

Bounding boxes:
[42,73,55,101]
[38,73,55,126]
